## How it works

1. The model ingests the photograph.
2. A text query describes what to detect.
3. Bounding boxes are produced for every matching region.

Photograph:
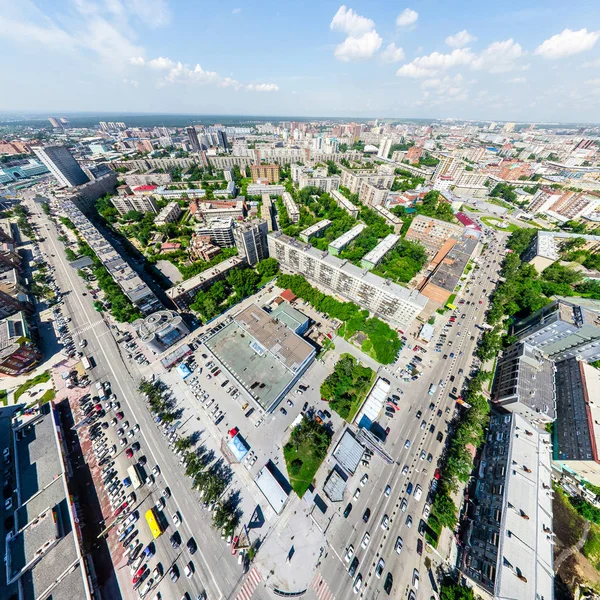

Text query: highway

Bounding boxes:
[26,196,264,600]
[314,228,507,600]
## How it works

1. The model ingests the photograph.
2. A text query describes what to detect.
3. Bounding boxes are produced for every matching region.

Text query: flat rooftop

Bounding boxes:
[205,304,315,411]
[362,234,400,266]
[166,256,245,297]
[300,219,331,238]
[328,223,366,251]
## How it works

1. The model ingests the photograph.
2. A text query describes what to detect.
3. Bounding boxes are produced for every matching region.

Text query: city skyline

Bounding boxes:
[1,0,600,121]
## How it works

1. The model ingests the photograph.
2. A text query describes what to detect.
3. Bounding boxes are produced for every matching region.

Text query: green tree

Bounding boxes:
[256,257,280,279]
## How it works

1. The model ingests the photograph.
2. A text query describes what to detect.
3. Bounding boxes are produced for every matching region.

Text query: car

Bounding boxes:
[404,439,411,449]
[406,515,413,528]
[184,562,194,578]
[5,497,13,510]
[360,474,368,486]
[343,503,352,518]
[169,565,180,582]
[132,565,147,584]
[344,545,355,563]
[400,498,408,512]
[416,410,422,419]
[402,465,409,475]
[170,532,181,548]
[414,485,423,501]
[131,442,140,451]
[353,574,362,595]
[172,512,181,527]
[125,448,134,458]
[362,508,371,523]
[384,485,391,497]
[155,497,165,511]
[117,427,124,436]
[427,453,433,462]
[287,399,293,407]
[162,487,171,498]
[420,420,426,429]
[417,539,423,555]
[353,488,361,500]
[412,568,419,590]
[116,411,124,420]
[443,354,448,359]
[302,402,308,413]
[384,572,393,595]
[348,557,359,577]
[423,503,431,519]
[375,558,385,578]
[361,531,370,548]
[380,514,389,530]
[418,519,426,535]
[395,536,403,554]
[279,407,287,416]
[437,432,444,442]
[187,537,197,554]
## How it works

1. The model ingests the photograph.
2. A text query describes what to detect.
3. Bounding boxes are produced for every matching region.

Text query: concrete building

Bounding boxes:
[268,232,427,329]
[155,187,206,200]
[61,200,162,315]
[187,127,201,152]
[361,234,400,270]
[339,167,394,196]
[330,190,359,219]
[328,224,366,256]
[492,342,556,425]
[377,138,392,159]
[373,205,402,233]
[528,188,600,222]
[299,220,332,242]
[194,218,234,247]
[112,193,158,216]
[359,181,389,207]
[32,145,90,188]
[460,411,553,600]
[247,183,286,196]
[261,195,274,231]
[553,358,600,485]
[166,256,246,310]
[192,200,245,222]
[281,192,300,223]
[2,404,96,599]
[155,202,182,227]
[204,303,315,413]
[250,163,280,183]
[405,215,465,259]
[0,311,41,376]
[132,309,190,353]
[433,154,461,180]
[270,303,310,335]
[189,235,222,261]
[523,230,600,272]
[512,299,600,362]
[233,220,269,266]
[298,173,340,193]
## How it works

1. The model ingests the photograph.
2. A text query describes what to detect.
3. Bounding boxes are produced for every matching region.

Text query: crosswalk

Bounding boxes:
[235,568,261,600]
[311,573,335,600]
[71,319,104,337]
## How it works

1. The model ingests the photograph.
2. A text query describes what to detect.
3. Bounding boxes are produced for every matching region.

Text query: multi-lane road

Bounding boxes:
[26,196,265,600]
[317,229,506,600]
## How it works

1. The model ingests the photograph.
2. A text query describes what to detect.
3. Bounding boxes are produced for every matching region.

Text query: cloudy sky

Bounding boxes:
[1,0,600,122]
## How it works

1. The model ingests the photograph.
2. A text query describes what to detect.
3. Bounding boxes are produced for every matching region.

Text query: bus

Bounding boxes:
[145,508,165,539]
[81,356,92,370]
[126,464,142,490]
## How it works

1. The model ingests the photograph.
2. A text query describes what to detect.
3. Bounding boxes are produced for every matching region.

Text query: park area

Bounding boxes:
[283,416,333,496]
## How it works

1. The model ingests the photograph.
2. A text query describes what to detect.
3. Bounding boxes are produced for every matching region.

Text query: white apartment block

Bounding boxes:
[282,192,300,223]
[298,174,340,193]
[247,183,286,196]
[268,232,427,329]
[112,194,158,216]
[330,190,359,219]
[340,167,395,196]
[528,187,600,221]
[155,202,182,227]
[359,181,389,207]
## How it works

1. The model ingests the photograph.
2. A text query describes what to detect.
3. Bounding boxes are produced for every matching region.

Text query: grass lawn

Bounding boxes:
[14,370,51,403]
[481,216,518,232]
[284,417,332,497]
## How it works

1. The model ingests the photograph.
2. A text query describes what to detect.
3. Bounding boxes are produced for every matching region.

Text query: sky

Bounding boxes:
[1,0,600,122]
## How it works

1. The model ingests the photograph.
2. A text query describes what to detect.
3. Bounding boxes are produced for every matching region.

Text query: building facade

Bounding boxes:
[33,145,90,188]
[250,163,280,183]
[233,220,269,266]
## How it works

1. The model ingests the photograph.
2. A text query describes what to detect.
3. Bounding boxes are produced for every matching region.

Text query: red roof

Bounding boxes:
[455,212,481,230]
[133,184,158,191]
[280,289,297,302]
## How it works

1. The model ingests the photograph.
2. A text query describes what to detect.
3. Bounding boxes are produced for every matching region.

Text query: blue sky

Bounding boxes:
[1,0,600,121]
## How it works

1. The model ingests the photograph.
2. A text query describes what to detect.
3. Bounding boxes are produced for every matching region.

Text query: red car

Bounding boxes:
[116,412,124,420]
[478,300,483,304]
[125,448,134,458]
[434,468,441,480]
[113,501,128,516]
[229,427,239,438]
[232,535,239,555]
[132,566,146,584]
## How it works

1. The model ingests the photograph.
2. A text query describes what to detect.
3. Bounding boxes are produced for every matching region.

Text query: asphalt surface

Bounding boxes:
[315,230,507,600]
[26,197,263,600]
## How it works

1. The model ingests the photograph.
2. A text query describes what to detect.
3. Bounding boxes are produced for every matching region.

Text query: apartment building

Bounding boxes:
[268,232,427,329]
[361,234,400,270]
[261,195,274,231]
[250,163,280,183]
[299,220,331,242]
[32,145,89,188]
[511,299,600,362]
[247,183,286,196]
[298,173,340,193]
[404,214,465,258]
[330,190,359,219]
[359,181,389,207]
[0,311,41,376]
[328,224,366,256]
[523,230,600,271]
[373,205,402,233]
[492,342,556,425]
[460,411,553,600]
[194,218,235,247]
[191,200,245,222]
[155,202,182,227]
[233,220,269,266]
[339,167,394,196]
[282,192,300,223]
[527,187,600,221]
[112,192,158,216]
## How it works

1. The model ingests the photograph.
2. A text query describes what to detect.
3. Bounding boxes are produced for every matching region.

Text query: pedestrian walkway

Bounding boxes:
[310,573,335,600]
[236,568,261,600]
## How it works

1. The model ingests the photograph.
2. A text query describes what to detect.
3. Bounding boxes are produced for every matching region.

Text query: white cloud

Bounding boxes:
[380,42,404,63]
[508,76,526,83]
[535,28,600,59]
[164,62,220,85]
[445,29,477,48]
[585,78,600,85]
[472,39,524,73]
[232,8,241,14]
[147,56,175,70]
[334,30,382,61]
[396,48,474,78]
[125,0,171,28]
[122,78,139,87]
[396,8,418,28]
[246,83,279,92]
[219,77,243,90]
[129,56,145,66]
[330,5,375,35]
[0,15,74,48]
[582,58,600,68]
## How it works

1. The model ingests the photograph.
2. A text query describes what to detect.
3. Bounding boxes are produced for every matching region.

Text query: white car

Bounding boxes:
[380,514,389,530]
[384,485,391,497]
[361,532,370,548]
[353,574,362,595]
[360,474,368,487]
[184,562,194,578]
[152,465,160,477]
[344,545,354,563]
[172,512,181,527]
[423,503,431,519]
[353,488,361,500]
[375,558,385,579]
[414,485,423,501]
[395,536,403,554]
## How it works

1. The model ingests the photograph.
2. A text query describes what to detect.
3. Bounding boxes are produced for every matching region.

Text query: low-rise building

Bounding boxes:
[191,200,245,221]
[492,342,556,425]
[111,193,158,215]
[373,205,402,233]
[299,219,331,242]
[330,190,359,219]
[261,194,274,231]
[166,256,246,310]
[328,224,366,256]
[154,186,206,200]
[155,202,182,227]
[247,183,286,196]
[523,230,600,271]
[404,214,465,259]
[460,411,554,600]
[282,192,300,223]
[132,309,190,353]
[361,234,400,270]
[189,236,221,261]
[0,311,41,376]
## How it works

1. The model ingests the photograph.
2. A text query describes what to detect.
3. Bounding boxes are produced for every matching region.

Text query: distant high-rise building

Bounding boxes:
[48,117,61,128]
[377,138,392,159]
[187,127,201,152]
[33,145,90,188]
[99,121,110,133]
[217,130,228,150]
[59,117,70,127]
